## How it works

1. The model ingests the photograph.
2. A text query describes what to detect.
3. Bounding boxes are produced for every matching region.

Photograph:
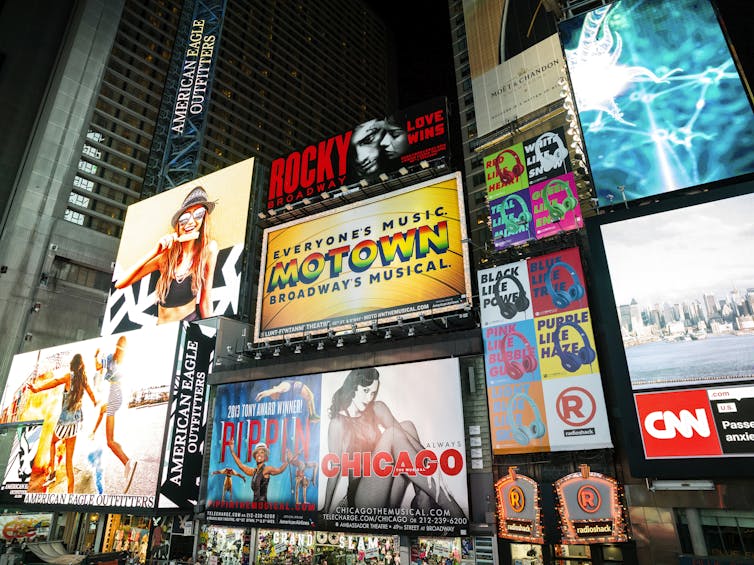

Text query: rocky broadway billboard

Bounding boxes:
[266,98,449,210]
[255,172,472,342]
[206,358,469,536]
[0,323,212,511]
[103,158,253,336]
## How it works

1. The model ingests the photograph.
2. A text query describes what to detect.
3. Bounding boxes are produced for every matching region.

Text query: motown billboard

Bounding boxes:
[266,98,449,210]
[103,158,253,336]
[206,358,469,535]
[255,172,472,342]
[0,323,212,511]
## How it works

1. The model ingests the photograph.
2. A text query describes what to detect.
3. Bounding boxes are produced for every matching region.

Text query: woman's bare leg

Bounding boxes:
[106,415,129,466]
[64,437,76,493]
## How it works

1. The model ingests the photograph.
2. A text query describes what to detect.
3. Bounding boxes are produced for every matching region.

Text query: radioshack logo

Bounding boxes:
[635,390,722,458]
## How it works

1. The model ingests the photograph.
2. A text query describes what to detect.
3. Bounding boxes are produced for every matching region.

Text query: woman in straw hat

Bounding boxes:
[115,186,219,323]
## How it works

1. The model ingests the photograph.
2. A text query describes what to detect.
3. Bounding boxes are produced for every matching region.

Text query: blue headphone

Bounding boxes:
[493,274,530,320]
[552,320,597,373]
[544,260,585,309]
[501,193,532,235]
[507,392,546,446]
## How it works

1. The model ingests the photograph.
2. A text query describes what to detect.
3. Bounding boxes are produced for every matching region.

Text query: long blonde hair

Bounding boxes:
[155,210,213,303]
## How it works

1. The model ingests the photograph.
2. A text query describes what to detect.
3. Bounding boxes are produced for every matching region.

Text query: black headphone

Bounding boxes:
[493,274,530,319]
[552,320,596,373]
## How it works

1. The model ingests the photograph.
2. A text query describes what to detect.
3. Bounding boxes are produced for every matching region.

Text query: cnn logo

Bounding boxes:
[635,390,722,458]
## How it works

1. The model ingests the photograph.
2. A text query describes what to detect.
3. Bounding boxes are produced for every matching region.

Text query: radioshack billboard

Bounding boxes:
[478,248,612,454]
[256,172,472,342]
[103,158,254,336]
[0,323,209,510]
[591,186,754,472]
[206,358,469,536]
[559,0,754,206]
[266,98,449,210]
[485,127,582,249]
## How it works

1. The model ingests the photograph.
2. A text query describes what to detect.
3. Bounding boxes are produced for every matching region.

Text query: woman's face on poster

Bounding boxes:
[176,204,207,237]
[350,379,379,414]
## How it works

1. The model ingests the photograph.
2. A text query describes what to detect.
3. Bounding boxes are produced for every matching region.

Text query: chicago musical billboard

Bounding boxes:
[206,358,470,536]
[478,248,612,454]
[559,0,754,206]
[0,324,190,510]
[256,172,472,342]
[267,98,449,210]
[103,158,254,336]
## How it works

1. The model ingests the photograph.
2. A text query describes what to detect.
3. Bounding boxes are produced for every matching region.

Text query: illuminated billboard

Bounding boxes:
[462,0,564,136]
[206,358,470,536]
[554,467,628,544]
[267,98,449,210]
[494,469,543,543]
[256,172,472,342]
[591,187,754,470]
[478,248,612,454]
[103,158,254,336]
[600,191,754,390]
[0,324,186,510]
[485,127,582,249]
[560,0,754,206]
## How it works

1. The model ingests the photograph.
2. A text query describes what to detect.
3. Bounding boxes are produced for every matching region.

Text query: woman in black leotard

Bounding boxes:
[115,186,219,323]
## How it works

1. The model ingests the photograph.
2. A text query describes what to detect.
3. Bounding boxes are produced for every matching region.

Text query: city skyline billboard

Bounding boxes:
[0,324,183,510]
[559,0,754,207]
[267,98,449,210]
[478,248,612,454]
[206,358,470,536]
[588,182,754,474]
[485,127,582,249]
[103,158,254,336]
[255,172,472,342]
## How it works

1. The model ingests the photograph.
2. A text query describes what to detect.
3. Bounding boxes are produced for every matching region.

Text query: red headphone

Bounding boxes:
[494,148,525,186]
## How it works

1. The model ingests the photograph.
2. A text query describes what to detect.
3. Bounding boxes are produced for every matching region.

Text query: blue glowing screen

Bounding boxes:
[559,0,754,206]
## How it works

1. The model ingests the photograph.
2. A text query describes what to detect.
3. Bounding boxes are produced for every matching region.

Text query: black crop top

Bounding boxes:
[159,275,195,307]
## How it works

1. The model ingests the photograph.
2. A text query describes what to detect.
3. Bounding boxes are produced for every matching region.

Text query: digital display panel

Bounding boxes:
[560,0,754,206]
[590,182,754,472]
[600,191,754,390]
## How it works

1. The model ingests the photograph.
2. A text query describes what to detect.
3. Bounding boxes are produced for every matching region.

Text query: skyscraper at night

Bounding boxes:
[0,0,397,382]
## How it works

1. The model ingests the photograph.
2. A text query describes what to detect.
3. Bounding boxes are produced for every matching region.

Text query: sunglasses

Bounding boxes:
[178,207,206,225]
